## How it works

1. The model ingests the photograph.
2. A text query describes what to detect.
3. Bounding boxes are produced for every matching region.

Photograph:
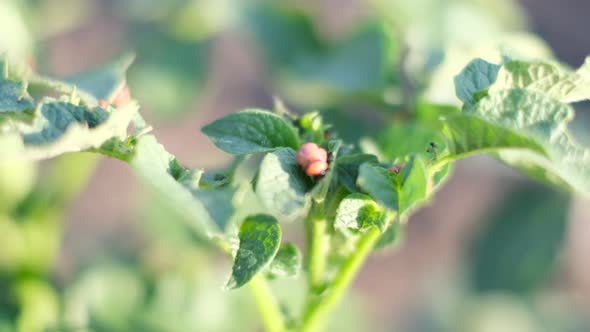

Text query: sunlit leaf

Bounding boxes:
[226,214,281,289]
[202,109,300,155]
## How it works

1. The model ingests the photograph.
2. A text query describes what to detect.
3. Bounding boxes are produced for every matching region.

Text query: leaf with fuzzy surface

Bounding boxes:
[130,135,218,236]
[454,58,500,107]
[357,155,428,218]
[267,242,302,279]
[1,100,137,161]
[488,59,590,103]
[334,193,386,231]
[255,148,312,220]
[336,153,378,193]
[444,58,590,196]
[202,109,300,155]
[227,214,281,289]
[0,79,34,113]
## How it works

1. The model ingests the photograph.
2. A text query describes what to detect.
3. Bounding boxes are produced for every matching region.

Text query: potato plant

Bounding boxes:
[1,43,590,332]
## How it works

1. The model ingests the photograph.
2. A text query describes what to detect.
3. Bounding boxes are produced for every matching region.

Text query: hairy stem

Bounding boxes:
[300,227,381,332]
[248,274,286,332]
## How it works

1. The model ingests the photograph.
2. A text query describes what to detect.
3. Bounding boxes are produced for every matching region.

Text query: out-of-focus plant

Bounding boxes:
[1,0,590,331]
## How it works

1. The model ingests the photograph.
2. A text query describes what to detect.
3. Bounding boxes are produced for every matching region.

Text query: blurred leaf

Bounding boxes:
[421,34,553,106]
[0,79,34,113]
[0,159,37,213]
[468,186,569,294]
[454,58,500,106]
[488,58,590,103]
[442,58,590,196]
[374,220,403,249]
[202,109,300,155]
[127,23,211,117]
[1,100,137,161]
[336,153,379,193]
[23,101,109,144]
[226,214,281,289]
[298,111,327,143]
[375,123,445,162]
[131,135,217,237]
[246,4,393,104]
[190,186,236,231]
[334,193,386,232]
[64,264,144,330]
[255,148,312,220]
[267,243,302,279]
[245,4,322,69]
[43,152,100,205]
[15,279,59,332]
[290,23,391,93]
[357,155,429,217]
[64,54,134,102]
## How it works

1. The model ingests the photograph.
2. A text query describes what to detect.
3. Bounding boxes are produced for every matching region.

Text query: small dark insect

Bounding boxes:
[427,141,438,160]
[296,142,329,176]
[427,142,437,152]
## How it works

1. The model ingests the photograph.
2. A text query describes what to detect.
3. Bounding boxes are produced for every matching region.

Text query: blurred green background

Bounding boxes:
[1,0,590,331]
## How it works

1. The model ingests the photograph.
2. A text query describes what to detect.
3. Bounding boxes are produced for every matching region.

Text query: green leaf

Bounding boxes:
[64,54,134,102]
[127,25,211,118]
[336,153,378,193]
[190,186,236,231]
[310,140,341,202]
[1,100,138,161]
[468,185,569,294]
[246,4,394,106]
[23,101,109,145]
[245,4,321,70]
[441,113,546,160]
[267,242,302,279]
[488,59,590,103]
[375,123,445,162]
[0,79,34,113]
[357,163,396,208]
[298,111,327,143]
[227,214,281,289]
[201,109,300,155]
[291,23,391,93]
[443,57,590,196]
[357,155,429,217]
[334,193,386,232]
[375,221,404,250]
[454,58,500,107]
[130,135,217,236]
[255,148,312,220]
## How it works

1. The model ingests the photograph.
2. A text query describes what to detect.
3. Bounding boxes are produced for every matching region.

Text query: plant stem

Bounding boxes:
[306,214,328,291]
[300,227,381,332]
[248,274,287,332]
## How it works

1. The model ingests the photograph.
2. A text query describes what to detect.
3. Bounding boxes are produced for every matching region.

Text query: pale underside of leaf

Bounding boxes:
[255,148,312,220]
[1,100,138,161]
[131,135,217,237]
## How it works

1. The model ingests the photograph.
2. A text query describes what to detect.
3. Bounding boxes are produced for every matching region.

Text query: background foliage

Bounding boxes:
[1,0,590,331]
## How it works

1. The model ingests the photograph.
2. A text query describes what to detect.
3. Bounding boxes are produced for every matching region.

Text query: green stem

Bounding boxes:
[306,213,328,292]
[300,227,381,332]
[248,274,287,332]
